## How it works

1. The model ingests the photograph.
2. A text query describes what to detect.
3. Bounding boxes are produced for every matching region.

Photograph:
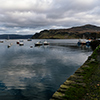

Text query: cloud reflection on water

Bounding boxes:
[0,39,92,100]
[0,45,91,90]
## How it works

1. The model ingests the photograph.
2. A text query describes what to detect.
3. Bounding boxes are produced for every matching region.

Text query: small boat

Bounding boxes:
[30,45,33,48]
[77,39,92,46]
[86,39,92,46]
[10,43,13,45]
[34,41,42,46]
[77,35,87,45]
[77,40,81,45]
[16,41,19,44]
[43,40,49,45]
[19,42,24,46]
[7,43,13,48]
[27,38,32,41]
[19,40,24,46]
[0,40,4,43]
[7,45,11,48]
[81,41,86,45]
[77,39,86,45]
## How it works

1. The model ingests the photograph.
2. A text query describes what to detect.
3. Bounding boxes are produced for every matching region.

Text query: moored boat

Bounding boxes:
[19,40,24,46]
[0,40,4,43]
[7,45,11,48]
[77,39,86,45]
[34,41,42,46]
[7,43,13,48]
[16,41,19,44]
[19,42,24,46]
[86,39,92,46]
[27,38,32,41]
[77,39,92,46]
[30,45,33,48]
[43,40,49,45]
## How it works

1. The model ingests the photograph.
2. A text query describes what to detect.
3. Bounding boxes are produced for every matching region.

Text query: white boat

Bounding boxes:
[7,43,13,48]
[19,42,24,46]
[34,41,42,46]
[19,40,24,46]
[77,39,91,46]
[43,40,49,45]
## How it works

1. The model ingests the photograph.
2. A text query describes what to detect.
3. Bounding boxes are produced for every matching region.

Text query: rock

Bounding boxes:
[81,65,89,68]
[52,92,65,100]
[57,88,68,93]
[63,80,76,85]
[75,68,84,74]
[90,58,95,62]
[60,84,70,89]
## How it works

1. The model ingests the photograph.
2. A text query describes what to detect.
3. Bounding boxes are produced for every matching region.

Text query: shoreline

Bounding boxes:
[50,43,100,100]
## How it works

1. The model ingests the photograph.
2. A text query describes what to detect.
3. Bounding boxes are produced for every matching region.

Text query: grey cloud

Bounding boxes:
[0,0,100,34]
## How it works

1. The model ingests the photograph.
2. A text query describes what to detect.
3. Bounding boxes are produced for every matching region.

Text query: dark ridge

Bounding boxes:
[0,34,33,39]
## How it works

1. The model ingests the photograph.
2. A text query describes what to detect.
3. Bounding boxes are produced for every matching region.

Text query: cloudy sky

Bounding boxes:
[0,0,100,35]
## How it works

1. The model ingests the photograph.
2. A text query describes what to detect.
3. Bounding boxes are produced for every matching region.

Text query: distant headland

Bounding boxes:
[32,24,100,39]
[0,34,33,39]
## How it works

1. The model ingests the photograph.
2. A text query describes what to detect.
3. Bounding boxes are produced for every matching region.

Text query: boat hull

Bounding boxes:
[35,44,42,46]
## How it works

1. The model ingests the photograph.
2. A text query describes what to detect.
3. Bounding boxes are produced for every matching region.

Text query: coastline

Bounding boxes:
[50,43,100,100]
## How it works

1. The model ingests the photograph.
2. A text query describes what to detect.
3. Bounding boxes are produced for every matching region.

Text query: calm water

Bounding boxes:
[0,39,92,100]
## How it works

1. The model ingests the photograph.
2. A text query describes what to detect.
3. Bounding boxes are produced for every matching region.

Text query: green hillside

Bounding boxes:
[32,24,100,39]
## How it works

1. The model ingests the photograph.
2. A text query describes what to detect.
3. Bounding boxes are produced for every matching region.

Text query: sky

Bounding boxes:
[0,0,100,35]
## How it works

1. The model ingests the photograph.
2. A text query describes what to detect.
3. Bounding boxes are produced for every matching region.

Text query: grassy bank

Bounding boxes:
[50,45,100,100]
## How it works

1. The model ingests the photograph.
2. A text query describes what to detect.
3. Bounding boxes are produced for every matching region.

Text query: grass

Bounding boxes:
[64,86,85,100]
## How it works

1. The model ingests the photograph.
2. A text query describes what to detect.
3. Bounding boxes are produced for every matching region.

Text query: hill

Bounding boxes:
[32,24,100,39]
[0,34,33,39]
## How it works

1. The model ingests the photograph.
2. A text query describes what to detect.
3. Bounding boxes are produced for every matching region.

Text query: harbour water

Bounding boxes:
[0,39,92,100]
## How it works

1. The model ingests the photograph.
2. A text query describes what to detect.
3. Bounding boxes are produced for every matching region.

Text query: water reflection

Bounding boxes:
[77,43,91,51]
[0,39,92,100]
